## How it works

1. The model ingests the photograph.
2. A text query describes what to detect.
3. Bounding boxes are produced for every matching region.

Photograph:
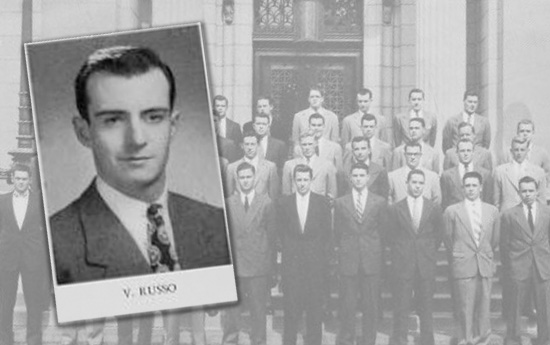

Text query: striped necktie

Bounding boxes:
[355,190,364,223]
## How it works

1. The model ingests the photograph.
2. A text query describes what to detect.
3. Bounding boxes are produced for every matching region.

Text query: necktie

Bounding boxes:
[244,195,250,212]
[412,198,421,231]
[528,204,535,233]
[414,110,420,118]
[355,191,363,223]
[464,163,469,172]
[471,203,482,246]
[147,204,179,273]
[468,114,474,125]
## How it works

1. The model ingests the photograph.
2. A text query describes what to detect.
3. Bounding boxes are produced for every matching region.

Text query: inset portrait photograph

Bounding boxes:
[25,24,236,323]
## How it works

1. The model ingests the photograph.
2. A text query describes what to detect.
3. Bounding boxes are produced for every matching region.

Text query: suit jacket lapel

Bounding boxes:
[417,198,431,233]
[361,193,374,223]
[367,165,381,189]
[514,205,533,239]
[456,202,477,246]
[246,194,261,227]
[504,164,520,193]
[398,199,416,236]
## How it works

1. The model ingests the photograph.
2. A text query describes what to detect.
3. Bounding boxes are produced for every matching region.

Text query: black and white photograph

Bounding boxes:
[25,23,236,323]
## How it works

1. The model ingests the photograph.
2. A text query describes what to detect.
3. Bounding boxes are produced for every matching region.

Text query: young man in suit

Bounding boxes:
[294,113,343,172]
[440,139,492,210]
[501,176,550,345]
[387,169,443,345]
[276,164,332,345]
[0,164,48,345]
[334,162,387,345]
[213,94,243,145]
[388,142,441,205]
[443,171,500,345]
[343,113,392,170]
[251,112,287,175]
[442,90,491,153]
[282,130,337,198]
[292,87,339,145]
[242,96,288,143]
[443,122,493,172]
[340,88,391,147]
[493,136,547,211]
[51,46,230,344]
[222,162,275,345]
[225,129,279,199]
[392,88,438,148]
[391,117,440,173]
[342,136,389,199]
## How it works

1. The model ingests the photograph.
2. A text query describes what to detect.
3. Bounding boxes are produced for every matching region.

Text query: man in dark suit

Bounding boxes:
[443,122,493,171]
[501,176,550,345]
[276,164,332,345]
[392,88,438,148]
[222,162,275,345]
[387,169,443,345]
[250,112,287,175]
[441,139,492,210]
[0,164,49,345]
[442,90,491,153]
[51,46,230,344]
[443,171,500,345]
[242,96,288,143]
[334,162,387,345]
[213,94,243,145]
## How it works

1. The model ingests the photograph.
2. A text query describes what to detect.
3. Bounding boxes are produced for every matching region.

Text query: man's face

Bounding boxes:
[520,181,537,206]
[308,90,323,109]
[73,68,177,200]
[300,136,317,159]
[256,99,273,116]
[409,92,424,112]
[352,140,370,162]
[404,146,422,169]
[237,168,255,194]
[295,171,312,195]
[463,177,482,201]
[458,126,474,141]
[511,141,529,164]
[518,123,534,142]
[242,136,259,159]
[463,95,479,114]
[309,117,325,139]
[350,168,369,191]
[13,170,30,194]
[361,120,376,139]
[214,99,227,118]
[408,121,424,142]
[357,93,372,113]
[253,116,270,137]
[407,173,425,198]
[457,142,474,164]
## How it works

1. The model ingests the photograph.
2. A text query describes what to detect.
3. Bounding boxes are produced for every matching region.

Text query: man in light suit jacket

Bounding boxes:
[388,143,441,205]
[493,136,547,211]
[442,90,491,153]
[340,88,391,147]
[276,164,332,345]
[282,130,337,198]
[292,87,339,145]
[225,129,279,199]
[0,164,49,345]
[443,171,500,345]
[334,162,387,345]
[342,136,389,199]
[501,176,550,345]
[441,139,492,210]
[294,113,343,172]
[392,88,437,148]
[443,122,493,171]
[222,162,275,345]
[343,113,392,170]
[51,46,231,345]
[391,117,440,173]
[251,112,287,175]
[388,169,443,345]
[214,94,243,145]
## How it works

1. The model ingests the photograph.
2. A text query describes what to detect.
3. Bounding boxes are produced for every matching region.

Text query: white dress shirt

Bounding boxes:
[96,177,175,263]
[463,112,475,126]
[244,155,260,171]
[12,190,29,230]
[296,191,311,232]
[240,190,255,208]
[259,135,268,159]
[458,162,473,180]
[512,160,527,179]
[406,195,423,229]
[410,109,424,118]
[352,188,368,215]
[217,117,227,138]
[523,201,537,224]
[465,198,483,246]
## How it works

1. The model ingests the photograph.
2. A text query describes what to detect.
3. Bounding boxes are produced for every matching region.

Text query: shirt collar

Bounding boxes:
[13,189,29,198]
[244,155,259,167]
[240,190,255,204]
[296,191,311,201]
[409,109,423,117]
[464,197,481,207]
[352,188,368,199]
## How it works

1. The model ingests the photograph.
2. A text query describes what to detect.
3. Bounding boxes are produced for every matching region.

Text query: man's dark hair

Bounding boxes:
[309,113,325,124]
[409,117,426,128]
[357,88,373,99]
[407,169,425,182]
[12,163,31,177]
[405,142,422,153]
[351,135,371,149]
[408,88,424,99]
[213,94,228,106]
[519,175,538,189]
[309,86,324,97]
[256,95,273,106]
[457,121,476,133]
[463,90,479,101]
[242,129,259,142]
[350,162,369,175]
[517,118,535,133]
[236,161,255,175]
[293,164,313,179]
[456,138,474,151]
[75,46,176,123]
[252,112,270,123]
[463,171,483,185]
[361,113,378,125]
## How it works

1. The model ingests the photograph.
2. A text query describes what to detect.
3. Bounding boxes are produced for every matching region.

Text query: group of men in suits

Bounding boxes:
[216,85,550,345]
